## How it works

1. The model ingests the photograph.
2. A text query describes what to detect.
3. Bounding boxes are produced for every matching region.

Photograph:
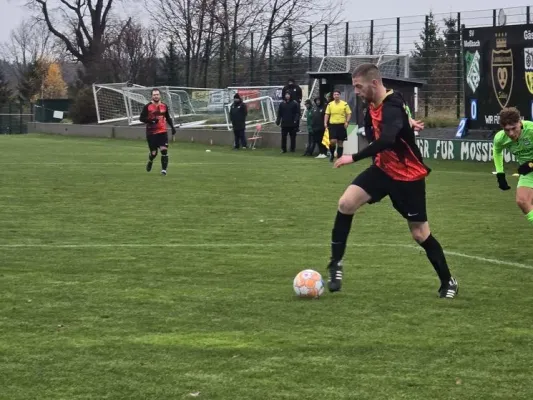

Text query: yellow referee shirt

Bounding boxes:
[325,100,351,124]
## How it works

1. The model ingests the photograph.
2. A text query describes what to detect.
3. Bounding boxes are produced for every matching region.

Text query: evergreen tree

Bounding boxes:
[163,39,180,86]
[0,65,13,107]
[411,12,444,79]
[273,28,306,83]
[443,16,459,58]
[18,59,47,102]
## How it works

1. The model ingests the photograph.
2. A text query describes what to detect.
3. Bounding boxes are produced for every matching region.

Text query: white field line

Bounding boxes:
[0,242,531,270]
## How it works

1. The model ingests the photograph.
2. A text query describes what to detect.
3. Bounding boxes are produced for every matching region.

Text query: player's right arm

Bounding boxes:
[139,104,153,124]
[350,100,403,162]
[493,131,511,190]
[324,103,331,128]
[363,108,373,142]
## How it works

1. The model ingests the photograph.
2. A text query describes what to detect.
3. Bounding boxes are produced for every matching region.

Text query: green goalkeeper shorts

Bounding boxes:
[518,172,533,188]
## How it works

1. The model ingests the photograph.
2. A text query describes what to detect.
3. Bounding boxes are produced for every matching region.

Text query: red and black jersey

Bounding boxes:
[353,90,429,181]
[139,102,174,135]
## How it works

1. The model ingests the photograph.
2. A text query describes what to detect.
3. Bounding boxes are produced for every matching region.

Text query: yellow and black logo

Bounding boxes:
[491,32,513,108]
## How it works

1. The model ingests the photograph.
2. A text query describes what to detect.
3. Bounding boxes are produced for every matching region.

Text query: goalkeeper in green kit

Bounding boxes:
[493,107,533,224]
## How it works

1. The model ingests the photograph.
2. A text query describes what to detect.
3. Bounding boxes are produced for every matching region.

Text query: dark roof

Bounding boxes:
[306,71,352,83]
[382,76,425,87]
[306,70,425,88]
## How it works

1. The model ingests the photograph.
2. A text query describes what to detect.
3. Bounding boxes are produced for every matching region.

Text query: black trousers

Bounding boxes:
[233,129,247,148]
[313,128,327,154]
[281,127,296,152]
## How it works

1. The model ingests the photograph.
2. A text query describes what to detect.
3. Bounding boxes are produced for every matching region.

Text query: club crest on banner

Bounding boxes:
[491,32,513,108]
[524,48,533,95]
[465,50,481,93]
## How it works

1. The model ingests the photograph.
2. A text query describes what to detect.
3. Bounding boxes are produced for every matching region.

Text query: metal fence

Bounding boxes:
[167,6,531,120]
[0,103,33,134]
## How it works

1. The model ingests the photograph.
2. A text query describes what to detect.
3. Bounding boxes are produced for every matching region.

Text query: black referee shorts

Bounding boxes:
[146,133,169,152]
[328,124,347,141]
[351,165,427,222]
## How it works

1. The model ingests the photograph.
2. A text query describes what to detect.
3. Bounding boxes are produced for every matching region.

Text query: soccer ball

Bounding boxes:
[293,269,325,299]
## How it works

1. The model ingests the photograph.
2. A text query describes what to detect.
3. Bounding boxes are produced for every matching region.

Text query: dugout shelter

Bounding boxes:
[306,70,425,127]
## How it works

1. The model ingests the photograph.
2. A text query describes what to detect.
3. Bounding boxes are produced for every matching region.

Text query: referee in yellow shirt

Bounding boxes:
[324,89,352,162]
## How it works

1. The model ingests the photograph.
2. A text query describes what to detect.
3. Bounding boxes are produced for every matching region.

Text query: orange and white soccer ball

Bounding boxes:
[293,269,325,298]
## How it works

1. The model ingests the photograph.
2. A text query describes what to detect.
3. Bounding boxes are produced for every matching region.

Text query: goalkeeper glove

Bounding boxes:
[517,161,533,175]
[496,172,511,191]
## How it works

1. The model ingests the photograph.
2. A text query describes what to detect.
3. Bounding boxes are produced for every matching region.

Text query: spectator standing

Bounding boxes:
[303,99,314,156]
[276,92,300,153]
[311,97,328,158]
[282,78,303,131]
[229,93,248,149]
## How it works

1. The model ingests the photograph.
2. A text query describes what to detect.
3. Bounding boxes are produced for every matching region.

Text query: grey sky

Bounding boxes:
[0,0,530,49]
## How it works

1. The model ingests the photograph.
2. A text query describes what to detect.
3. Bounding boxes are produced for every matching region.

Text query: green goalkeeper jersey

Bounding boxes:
[493,120,533,173]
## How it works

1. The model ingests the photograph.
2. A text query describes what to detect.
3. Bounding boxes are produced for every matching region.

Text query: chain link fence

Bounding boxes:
[0,103,33,134]
[164,6,531,121]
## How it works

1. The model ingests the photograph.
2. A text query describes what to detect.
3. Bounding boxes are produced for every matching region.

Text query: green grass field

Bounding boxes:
[1,134,532,400]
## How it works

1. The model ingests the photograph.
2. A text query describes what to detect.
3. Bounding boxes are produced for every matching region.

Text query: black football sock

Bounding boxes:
[161,149,168,170]
[331,210,354,262]
[337,146,344,157]
[419,234,452,285]
[148,152,156,162]
[329,144,336,159]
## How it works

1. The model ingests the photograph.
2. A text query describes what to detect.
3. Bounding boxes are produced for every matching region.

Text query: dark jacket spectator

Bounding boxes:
[282,78,303,103]
[311,98,326,131]
[276,97,300,128]
[229,94,248,130]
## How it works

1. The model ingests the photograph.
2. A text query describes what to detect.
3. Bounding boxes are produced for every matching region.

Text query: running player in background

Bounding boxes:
[493,107,533,225]
[139,88,177,175]
[326,63,458,299]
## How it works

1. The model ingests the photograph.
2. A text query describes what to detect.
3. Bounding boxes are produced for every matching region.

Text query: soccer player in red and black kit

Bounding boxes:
[326,63,459,299]
[139,88,177,175]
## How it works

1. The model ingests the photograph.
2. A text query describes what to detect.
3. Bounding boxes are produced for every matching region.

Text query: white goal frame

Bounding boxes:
[224,96,277,131]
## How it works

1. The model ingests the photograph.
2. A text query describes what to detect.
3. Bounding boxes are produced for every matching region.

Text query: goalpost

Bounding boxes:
[93,84,278,129]
[224,96,277,131]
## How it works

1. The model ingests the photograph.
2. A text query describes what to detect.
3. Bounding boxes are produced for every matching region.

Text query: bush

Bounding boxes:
[69,86,97,124]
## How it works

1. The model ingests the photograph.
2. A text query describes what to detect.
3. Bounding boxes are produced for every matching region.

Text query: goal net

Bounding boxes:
[93,83,279,129]
[224,96,277,130]
[308,54,410,101]
[93,83,131,124]
[122,86,178,125]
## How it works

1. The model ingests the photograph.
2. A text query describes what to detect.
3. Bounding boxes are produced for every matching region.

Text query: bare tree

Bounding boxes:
[1,19,56,81]
[331,31,392,57]
[105,20,159,85]
[27,0,130,83]
[155,0,344,86]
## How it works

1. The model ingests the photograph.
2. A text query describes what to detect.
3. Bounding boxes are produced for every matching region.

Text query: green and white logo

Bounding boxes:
[465,50,481,93]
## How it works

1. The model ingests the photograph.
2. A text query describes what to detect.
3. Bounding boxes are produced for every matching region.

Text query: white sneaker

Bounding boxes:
[161,170,167,176]
[315,154,327,159]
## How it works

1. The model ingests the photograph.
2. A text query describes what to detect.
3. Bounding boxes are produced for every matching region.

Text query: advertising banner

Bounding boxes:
[463,24,533,129]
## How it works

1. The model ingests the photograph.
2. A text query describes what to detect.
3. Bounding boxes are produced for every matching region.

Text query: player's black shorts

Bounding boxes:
[351,165,427,222]
[328,124,347,141]
[146,133,168,151]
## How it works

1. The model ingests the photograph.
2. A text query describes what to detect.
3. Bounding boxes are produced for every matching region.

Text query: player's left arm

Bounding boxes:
[164,108,177,135]
[493,132,511,190]
[344,103,352,127]
[404,104,424,131]
[350,101,402,162]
